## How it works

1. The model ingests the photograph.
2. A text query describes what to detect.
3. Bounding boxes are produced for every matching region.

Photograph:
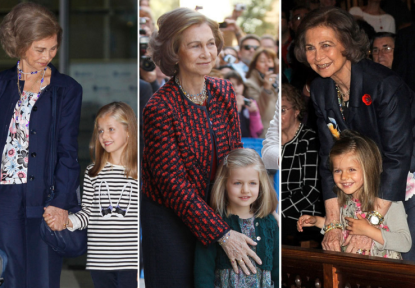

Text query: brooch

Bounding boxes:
[362,94,372,106]
[327,117,340,139]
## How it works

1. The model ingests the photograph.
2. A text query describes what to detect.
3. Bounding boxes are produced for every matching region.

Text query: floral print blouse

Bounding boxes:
[1,89,45,184]
[340,198,402,259]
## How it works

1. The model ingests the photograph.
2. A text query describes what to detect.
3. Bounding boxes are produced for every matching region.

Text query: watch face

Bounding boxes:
[370,216,380,225]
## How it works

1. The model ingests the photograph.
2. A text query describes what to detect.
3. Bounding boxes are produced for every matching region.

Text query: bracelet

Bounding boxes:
[323,222,343,234]
[218,231,231,246]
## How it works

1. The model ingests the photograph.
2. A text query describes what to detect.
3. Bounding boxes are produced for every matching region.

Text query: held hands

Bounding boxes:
[42,206,69,231]
[343,214,374,253]
[220,230,262,275]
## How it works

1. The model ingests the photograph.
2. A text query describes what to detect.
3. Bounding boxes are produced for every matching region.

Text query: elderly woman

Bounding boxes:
[280,84,322,245]
[141,8,262,287]
[0,3,82,287]
[294,7,415,259]
[245,48,278,137]
[370,32,395,69]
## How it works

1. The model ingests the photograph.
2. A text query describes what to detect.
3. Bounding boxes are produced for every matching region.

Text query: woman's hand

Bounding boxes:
[263,71,278,90]
[343,234,372,254]
[297,215,317,232]
[322,228,342,252]
[220,230,262,275]
[43,206,68,231]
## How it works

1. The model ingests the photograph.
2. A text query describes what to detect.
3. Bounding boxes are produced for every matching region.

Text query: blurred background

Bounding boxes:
[0,1,137,287]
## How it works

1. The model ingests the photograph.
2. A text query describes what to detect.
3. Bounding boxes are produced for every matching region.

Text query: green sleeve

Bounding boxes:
[194,240,217,288]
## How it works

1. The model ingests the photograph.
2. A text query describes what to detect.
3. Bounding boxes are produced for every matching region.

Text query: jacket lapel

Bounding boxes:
[346,61,363,126]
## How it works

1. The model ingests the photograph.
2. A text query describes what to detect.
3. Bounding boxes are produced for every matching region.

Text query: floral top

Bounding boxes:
[340,198,402,259]
[215,217,274,288]
[1,89,45,184]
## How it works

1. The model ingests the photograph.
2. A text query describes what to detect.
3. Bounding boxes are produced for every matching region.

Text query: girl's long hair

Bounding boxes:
[329,130,382,211]
[210,148,278,218]
[88,102,138,179]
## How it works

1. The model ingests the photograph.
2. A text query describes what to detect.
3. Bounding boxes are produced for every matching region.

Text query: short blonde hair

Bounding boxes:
[211,149,278,218]
[149,7,224,76]
[0,2,62,58]
[89,102,138,180]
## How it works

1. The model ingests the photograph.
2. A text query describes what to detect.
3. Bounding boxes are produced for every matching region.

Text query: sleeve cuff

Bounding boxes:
[67,214,81,231]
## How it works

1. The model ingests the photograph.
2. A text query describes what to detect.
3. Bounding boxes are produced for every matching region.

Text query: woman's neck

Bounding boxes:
[281,120,301,145]
[177,73,205,96]
[363,2,382,15]
[331,61,352,102]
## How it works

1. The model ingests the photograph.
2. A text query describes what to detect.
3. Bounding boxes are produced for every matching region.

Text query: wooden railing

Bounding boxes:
[282,245,415,288]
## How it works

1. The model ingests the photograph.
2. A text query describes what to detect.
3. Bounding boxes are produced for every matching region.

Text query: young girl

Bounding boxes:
[194,148,279,287]
[44,102,138,287]
[297,130,411,259]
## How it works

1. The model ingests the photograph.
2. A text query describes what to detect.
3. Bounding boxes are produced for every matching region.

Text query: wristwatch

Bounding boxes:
[365,211,384,226]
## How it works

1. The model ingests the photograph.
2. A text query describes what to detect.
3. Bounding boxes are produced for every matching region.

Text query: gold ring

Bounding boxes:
[356,249,363,254]
[238,259,244,264]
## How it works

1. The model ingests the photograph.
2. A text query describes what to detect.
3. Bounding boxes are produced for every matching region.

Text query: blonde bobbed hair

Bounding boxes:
[211,148,278,218]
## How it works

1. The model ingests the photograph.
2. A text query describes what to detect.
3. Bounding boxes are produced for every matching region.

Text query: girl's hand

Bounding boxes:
[297,215,317,232]
[345,214,371,236]
[220,230,262,275]
[246,99,259,113]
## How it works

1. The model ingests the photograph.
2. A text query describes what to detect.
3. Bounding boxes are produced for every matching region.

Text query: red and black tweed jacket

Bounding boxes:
[142,76,243,246]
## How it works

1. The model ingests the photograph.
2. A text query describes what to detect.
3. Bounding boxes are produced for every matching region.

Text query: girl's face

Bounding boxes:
[98,114,129,164]
[332,152,364,199]
[229,77,244,96]
[225,165,260,216]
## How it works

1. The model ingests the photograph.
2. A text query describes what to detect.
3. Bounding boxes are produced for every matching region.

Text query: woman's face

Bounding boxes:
[281,97,299,133]
[177,23,217,79]
[255,53,274,74]
[21,34,58,71]
[305,26,350,82]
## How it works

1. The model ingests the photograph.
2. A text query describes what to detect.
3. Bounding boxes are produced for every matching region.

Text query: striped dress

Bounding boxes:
[68,163,138,270]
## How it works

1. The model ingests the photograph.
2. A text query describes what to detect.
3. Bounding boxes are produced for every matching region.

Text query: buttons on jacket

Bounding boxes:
[30,129,36,135]
[256,236,261,241]
[33,106,38,111]
[31,152,36,158]
[29,176,35,181]
[255,222,259,227]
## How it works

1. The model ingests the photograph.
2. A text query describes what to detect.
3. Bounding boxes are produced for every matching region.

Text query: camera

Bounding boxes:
[139,36,156,72]
[235,4,246,11]
[243,98,251,107]
[219,22,228,29]
[223,54,237,64]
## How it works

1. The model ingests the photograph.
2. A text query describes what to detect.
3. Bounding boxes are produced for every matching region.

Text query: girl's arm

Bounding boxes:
[246,99,263,138]
[345,202,412,252]
[67,167,95,231]
[194,240,217,288]
[297,215,325,232]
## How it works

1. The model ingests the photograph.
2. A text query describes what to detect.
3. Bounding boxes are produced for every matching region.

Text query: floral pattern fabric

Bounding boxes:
[340,198,402,259]
[1,90,43,184]
[215,217,274,288]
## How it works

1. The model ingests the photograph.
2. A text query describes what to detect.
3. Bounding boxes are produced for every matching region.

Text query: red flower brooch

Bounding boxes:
[362,94,372,105]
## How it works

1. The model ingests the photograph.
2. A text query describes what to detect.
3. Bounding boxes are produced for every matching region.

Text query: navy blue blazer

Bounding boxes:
[311,59,415,202]
[0,64,83,217]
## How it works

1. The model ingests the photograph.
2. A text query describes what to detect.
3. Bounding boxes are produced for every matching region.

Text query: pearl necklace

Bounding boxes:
[175,76,207,105]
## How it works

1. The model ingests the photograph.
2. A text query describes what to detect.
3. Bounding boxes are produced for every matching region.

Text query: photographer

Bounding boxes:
[221,3,246,47]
